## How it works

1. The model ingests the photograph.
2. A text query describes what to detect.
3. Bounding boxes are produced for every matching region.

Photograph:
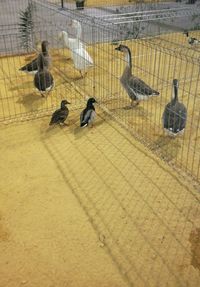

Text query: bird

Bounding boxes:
[34,54,54,96]
[49,100,70,126]
[115,44,159,107]
[59,20,93,77]
[162,79,187,136]
[80,98,97,127]
[183,31,200,45]
[19,41,51,74]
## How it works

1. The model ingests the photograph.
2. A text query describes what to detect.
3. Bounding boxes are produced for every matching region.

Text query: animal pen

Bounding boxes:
[0,1,200,287]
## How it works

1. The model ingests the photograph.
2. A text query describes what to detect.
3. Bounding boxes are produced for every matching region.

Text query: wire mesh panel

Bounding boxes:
[0,0,87,123]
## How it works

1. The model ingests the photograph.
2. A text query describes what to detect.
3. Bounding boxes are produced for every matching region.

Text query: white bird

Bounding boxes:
[59,20,93,77]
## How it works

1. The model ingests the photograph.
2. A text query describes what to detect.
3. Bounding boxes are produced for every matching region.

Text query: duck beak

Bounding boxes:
[66,101,71,104]
[115,46,121,51]
[58,32,62,41]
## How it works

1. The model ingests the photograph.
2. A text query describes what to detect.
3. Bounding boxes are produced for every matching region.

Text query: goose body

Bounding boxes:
[49,100,70,125]
[115,44,159,106]
[162,79,187,136]
[80,98,97,127]
[59,20,93,76]
[19,41,51,74]
[34,54,54,96]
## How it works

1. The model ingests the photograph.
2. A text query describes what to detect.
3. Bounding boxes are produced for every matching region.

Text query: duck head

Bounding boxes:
[115,44,130,53]
[41,40,49,53]
[61,100,70,109]
[87,97,97,106]
[173,79,179,87]
[115,44,132,68]
[58,31,64,41]
[61,99,70,107]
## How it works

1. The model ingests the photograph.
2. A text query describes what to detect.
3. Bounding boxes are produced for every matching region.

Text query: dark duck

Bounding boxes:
[162,79,187,136]
[34,54,54,96]
[49,100,70,126]
[19,41,51,74]
[80,98,97,127]
[183,31,200,46]
[115,44,159,107]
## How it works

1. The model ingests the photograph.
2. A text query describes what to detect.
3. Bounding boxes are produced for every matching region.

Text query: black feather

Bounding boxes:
[49,100,70,125]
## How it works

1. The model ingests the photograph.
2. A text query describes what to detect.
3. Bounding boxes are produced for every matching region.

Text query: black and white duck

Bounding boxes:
[80,97,97,127]
[183,31,200,46]
[34,54,54,96]
[19,41,51,74]
[49,100,70,126]
[162,79,187,136]
[115,44,159,107]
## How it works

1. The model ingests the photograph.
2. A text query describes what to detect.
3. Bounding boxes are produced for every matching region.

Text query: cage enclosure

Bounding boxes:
[1,1,200,287]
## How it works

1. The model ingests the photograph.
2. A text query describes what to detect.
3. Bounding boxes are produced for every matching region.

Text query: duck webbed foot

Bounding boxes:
[59,122,68,126]
[79,70,88,78]
[131,99,139,107]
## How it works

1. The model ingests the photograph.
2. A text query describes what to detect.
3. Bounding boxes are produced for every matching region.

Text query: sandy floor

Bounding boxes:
[0,109,200,287]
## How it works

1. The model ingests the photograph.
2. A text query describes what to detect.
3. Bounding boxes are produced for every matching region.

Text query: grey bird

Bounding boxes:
[19,41,51,74]
[80,98,97,127]
[49,100,70,126]
[183,31,200,45]
[115,44,159,107]
[162,79,187,136]
[34,54,54,96]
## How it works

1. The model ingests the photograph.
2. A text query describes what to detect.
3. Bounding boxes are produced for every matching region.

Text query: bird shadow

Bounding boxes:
[110,104,148,118]
[16,92,43,109]
[72,118,105,140]
[10,81,33,91]
[40,120,70,140]
[151,134,181,162]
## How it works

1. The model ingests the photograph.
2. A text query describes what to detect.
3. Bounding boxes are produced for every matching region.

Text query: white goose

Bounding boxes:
[59,20,93,77]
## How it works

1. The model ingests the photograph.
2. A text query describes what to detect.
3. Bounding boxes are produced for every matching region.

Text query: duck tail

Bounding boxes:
[80,122,88,128]
[49,119,54,126]
[19,66,26,71]
[152,90,160,96]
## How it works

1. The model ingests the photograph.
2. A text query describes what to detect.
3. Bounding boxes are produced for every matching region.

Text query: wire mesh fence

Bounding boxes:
[1,1,200,286]
[1,0,200,178]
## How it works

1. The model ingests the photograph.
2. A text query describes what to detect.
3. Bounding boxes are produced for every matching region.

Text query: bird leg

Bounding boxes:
[79,70,88,78]
[40,93,46,98]
[59,122,68,127]
[130,99,139,107]
[79,70,84,78]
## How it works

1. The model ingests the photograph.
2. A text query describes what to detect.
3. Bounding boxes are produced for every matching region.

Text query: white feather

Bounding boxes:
[59,21,93,72]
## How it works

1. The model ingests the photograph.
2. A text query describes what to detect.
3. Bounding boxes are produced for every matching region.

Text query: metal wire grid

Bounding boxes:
[1,2,200,287]
[0,1,92,123]
[41,108,200,287]
[1,0,200,183]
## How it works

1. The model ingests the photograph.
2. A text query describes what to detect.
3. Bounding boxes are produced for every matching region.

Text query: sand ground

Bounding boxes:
[0,109,200,287]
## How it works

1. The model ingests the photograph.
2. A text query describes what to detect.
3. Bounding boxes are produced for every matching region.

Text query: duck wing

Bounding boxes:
[50,108,68,125]
[162,102,187,133]
[19,53,51,73]
[80,107,95,127]
[19,57,38,73]
[128,76,159,96]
